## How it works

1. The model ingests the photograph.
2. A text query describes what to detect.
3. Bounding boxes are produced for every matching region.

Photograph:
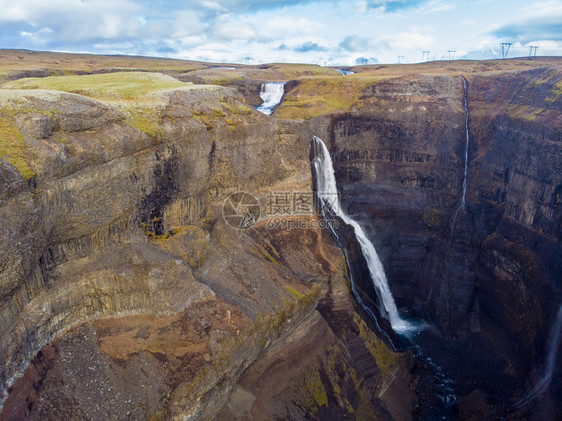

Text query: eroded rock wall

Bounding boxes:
[294,68,562,415]
[0,82,415,420]
[0,86,285,406]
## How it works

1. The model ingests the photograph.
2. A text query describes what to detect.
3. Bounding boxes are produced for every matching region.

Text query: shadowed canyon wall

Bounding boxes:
[288,68,561,417]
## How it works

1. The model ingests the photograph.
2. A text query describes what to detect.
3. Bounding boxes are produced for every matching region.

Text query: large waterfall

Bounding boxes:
[311,136,411,333]
[255,82,286,115]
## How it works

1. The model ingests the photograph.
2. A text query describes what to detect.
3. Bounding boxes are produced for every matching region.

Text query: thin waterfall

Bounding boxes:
[516,303,562,407]
[460,76,470,209]
[255,82,286,115]
[311,135,411,333]
[452,76,470,228]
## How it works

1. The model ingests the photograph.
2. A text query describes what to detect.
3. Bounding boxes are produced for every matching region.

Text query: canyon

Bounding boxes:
[0,50,560,420]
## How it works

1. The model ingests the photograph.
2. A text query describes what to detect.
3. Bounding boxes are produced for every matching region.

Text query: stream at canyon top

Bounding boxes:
[333,68,354,75]
[255,82,286,115]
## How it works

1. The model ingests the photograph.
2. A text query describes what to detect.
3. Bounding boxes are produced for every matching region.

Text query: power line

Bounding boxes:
[501,43,512,59]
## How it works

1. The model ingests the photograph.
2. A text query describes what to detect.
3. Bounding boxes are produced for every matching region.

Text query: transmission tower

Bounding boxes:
[398,55,404,64]
[448,50,456,60]
[528,46,538,59]
[422,50,430,62]
[501,43,512,59]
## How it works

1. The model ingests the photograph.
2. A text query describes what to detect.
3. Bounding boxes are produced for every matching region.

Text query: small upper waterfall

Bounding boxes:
[255,82,286,115]
[311,135,411,333]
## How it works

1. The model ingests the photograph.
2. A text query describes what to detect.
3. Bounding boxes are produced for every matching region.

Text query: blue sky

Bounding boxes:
[1,0,561,65]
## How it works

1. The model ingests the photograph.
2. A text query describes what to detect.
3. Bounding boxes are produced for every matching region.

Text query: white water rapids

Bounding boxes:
[255,82,286,115]
[311,135,412,333]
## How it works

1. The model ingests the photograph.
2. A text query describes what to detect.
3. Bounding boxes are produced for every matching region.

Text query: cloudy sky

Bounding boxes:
[1,0,561,65]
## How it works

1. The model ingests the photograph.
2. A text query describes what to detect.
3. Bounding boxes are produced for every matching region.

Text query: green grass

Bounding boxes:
[353,313,400,375]
[3,72,191,101]
[506,104,544,121]
[545,81,562,104]
[124,107,163,138]
[204,74,246,86]
[276,77,370,119]
[0,101,60,179]
[284,286,304,299]
[301,364,328,408]
[0,114,33,178]
[261,63,341,79]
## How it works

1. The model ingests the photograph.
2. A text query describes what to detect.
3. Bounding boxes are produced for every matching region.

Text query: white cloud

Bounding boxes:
[0,0,560,64]
[172,11,203,37]
[340,35,377,52]
[356,1,369,13]
[520,0,562,18]
[92,42,135,50]
[279,36,332,51]
[264,16,322,38]
[390,32,435,50]
[424,0,455,13]
[210,20,257,41]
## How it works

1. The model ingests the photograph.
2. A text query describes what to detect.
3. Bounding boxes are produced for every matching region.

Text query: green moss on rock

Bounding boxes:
[0,114,33,178]
[353,313,400,375]
[124,108,163,138]
[276,77,369,119]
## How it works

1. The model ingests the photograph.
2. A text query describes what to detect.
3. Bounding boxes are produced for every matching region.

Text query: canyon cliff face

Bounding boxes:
[274,63,562,418]
[0,64,415,420]
[0,53,560,420]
